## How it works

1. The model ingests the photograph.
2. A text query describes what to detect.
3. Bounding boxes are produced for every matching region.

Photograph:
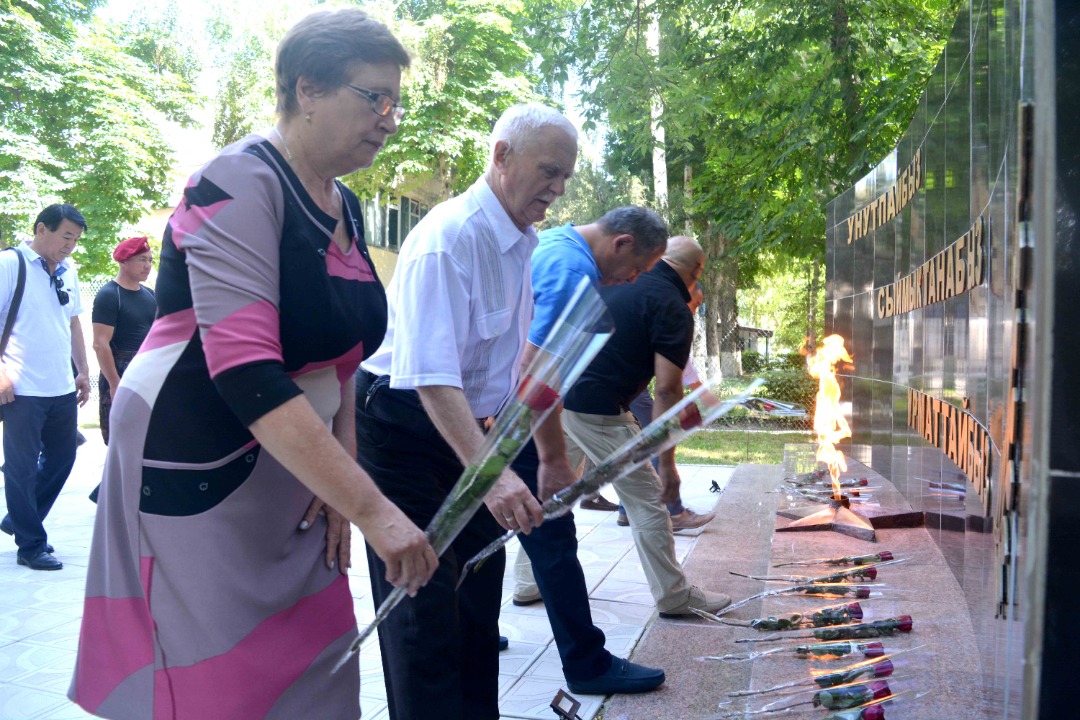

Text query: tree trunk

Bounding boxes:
[698,225,740,379]
[647,14,668,210]
[806,260,821,352]
[716,245,740,378]
[831,0,860,178]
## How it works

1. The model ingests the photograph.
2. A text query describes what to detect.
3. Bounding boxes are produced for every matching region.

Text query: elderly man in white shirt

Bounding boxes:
[0,204,91,571]
[355,104,588,720]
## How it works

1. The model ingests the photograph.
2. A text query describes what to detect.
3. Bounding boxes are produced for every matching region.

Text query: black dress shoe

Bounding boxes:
[1,516,53,553]
[566,656,665,695]
[17,551,63,571]
[498,635,509,652]
[580,495,619,512]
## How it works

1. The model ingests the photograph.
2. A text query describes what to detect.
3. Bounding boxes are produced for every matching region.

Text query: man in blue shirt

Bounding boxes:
[508,206,670,695]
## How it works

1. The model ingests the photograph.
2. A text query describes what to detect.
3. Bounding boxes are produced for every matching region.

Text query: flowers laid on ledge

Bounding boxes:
[775,551,894,568]
[735,616,914,644]
[705,602,864,631]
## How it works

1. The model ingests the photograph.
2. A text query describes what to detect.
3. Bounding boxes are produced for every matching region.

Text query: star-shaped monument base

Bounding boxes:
[776,499,877,542]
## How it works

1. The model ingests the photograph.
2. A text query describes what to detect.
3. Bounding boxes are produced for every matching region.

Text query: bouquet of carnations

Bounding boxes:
[336,277,613,669]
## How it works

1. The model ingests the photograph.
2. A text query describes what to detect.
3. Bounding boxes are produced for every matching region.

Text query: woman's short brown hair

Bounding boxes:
[275,9,410,117]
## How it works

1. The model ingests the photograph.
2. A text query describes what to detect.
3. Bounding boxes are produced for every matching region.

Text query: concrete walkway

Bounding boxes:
[0,433,732,720]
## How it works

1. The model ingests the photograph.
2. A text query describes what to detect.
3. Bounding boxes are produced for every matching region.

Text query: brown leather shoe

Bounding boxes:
[580,495,619,512]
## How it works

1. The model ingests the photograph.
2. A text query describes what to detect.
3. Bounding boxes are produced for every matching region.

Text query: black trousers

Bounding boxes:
[354,371,505,720]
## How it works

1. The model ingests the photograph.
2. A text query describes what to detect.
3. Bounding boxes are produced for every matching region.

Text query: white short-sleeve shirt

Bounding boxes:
[0,241,83,396]
[362,178,537,419]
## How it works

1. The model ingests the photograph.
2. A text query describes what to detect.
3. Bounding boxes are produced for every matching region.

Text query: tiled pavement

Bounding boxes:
[0,433,732,720]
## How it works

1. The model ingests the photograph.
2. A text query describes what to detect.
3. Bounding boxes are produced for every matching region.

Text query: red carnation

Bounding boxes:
[847,603,864,620]
[864,642,885,658]
[896,615,913,632]
[862,704,886,720]
[678,403,703,430]
[878,551,894,562]
[873,658,895,677]
[870,680,891,700]
[518,376,559,412]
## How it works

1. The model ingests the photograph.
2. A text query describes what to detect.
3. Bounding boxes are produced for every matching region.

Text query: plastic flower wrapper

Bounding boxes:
[730,559,903,585]
[699,639,887,664]
[775,551,894,568]
[725,653,901,698]
[717,679,897,718]
[697,601,864,630]
[457,377,766,581]
[735,616,913,644]
[335,277,613,670]
[788,474,870,489]
[713,567,883,618]
[786,467,829,485]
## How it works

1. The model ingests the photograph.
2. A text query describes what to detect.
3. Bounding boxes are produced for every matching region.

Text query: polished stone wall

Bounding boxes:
[825,1,1030,716]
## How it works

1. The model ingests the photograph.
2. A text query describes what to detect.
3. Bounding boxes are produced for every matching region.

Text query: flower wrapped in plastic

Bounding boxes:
[726,654,897,698]
[699,601,864,630]
[735,616,913,644]
[717,679,896,718]
[699,639,887,664]
[775,551,894,568]
[730,558,902,585]
[457,378,766,581]
[335,277,613,670]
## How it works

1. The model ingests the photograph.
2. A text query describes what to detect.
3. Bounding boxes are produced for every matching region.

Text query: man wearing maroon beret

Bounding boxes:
[91,237,156,449]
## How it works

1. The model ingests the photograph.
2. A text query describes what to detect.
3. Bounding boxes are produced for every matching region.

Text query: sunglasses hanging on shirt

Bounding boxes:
[38,260,69,306]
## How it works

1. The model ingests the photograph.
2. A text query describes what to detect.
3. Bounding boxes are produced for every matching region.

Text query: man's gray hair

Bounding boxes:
[490,103,578,154]
[597,206,668,256]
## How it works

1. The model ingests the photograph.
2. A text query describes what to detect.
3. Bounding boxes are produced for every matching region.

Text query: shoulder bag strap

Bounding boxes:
[1,247,27,359]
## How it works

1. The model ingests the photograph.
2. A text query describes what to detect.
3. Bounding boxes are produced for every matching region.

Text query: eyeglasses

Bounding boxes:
[51,274,69,306]
[341,84,406,123]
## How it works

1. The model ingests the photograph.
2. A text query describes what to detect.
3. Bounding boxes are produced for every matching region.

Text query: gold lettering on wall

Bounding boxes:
[908,389,994,512]
[846,148,923,244]
[874,215,988,319]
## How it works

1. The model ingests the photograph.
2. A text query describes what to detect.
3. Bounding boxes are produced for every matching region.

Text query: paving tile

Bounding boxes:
[0,431,715,720]
[34,702,95,720]
[0,682,69,720]
[499,675,603,719]
[0,644,73,684]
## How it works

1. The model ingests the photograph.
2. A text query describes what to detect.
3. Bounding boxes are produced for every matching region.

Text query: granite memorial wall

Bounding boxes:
[824,0,1030,715]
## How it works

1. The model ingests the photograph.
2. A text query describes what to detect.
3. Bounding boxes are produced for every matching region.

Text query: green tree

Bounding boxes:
[544,0,959,374]
[345,0,542,203]
[0,0,201,277]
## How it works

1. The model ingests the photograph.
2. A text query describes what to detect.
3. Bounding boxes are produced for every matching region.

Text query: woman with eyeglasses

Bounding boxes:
[71,10,437,718]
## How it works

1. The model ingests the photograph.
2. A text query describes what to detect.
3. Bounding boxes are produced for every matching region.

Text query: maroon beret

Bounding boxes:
[113,236,151,262]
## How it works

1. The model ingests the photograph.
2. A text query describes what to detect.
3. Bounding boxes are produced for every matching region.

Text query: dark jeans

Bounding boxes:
[98,349,136,445]
[510,440,613,681]
[2,393,77,558]
[354,371,504,720]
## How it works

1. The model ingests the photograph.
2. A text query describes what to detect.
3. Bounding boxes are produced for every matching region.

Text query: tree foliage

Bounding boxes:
[0,0,201,277]
[526,0,959,368]
[345,0,541,202]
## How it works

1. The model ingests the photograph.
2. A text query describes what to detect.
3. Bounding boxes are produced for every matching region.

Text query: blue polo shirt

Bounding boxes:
[528,224,599,347]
